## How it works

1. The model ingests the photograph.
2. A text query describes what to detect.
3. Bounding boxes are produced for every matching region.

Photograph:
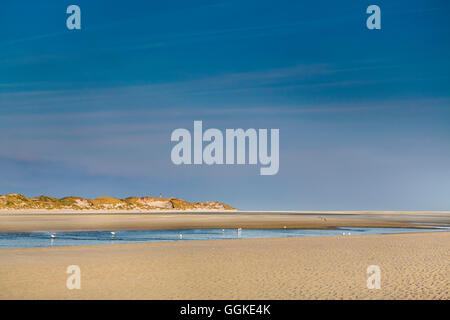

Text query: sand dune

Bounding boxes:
[0,232,448,299]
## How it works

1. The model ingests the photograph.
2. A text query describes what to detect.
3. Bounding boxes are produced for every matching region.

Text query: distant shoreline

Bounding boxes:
[0,209,238,214]
[0,209,449,215]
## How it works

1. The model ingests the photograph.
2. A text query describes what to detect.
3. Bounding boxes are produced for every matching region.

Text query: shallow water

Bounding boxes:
[0,227,448,249]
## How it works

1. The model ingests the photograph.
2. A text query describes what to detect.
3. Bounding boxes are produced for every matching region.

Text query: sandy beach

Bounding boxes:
[1,212,449,299]
[0,211,449,232]
[0,231,448,299]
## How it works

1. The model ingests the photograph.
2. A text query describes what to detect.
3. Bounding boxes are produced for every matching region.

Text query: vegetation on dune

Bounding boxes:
[0,194,236,211]
[90,197,124,206]
[169,198,192,210]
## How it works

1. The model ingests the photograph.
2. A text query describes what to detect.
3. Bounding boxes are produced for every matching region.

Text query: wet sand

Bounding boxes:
[0,232,448,299]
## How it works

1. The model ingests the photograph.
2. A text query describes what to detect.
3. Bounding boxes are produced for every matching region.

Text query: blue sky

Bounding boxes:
[0,0,449,210]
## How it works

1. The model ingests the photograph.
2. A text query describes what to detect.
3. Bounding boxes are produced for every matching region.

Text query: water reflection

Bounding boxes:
[0,226,448,249]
